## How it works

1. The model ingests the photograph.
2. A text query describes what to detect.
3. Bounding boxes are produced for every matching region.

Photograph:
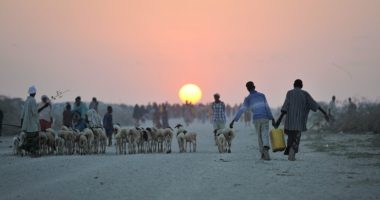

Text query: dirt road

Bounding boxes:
[0,122,379,200]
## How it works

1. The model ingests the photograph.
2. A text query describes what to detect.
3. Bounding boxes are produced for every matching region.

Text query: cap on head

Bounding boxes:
[246,81,255,91]
[28,86,37,95]
[293,79,303,88]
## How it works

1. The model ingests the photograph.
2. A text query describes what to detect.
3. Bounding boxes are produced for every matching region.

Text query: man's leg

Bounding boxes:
[261,120,271,160]
[284,130,301,161]
[254,121,263,154]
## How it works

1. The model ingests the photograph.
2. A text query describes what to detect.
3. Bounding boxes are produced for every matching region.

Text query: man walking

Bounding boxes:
[103,106,113,146]
[275,79,329,161]
[211,93,226,144]
[20,86,40,157]
[229,81,275,160]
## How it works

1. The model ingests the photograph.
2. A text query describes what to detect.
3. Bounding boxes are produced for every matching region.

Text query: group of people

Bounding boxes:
[19,79,332,160]
[211,79,330,161]
[19,87,115,157]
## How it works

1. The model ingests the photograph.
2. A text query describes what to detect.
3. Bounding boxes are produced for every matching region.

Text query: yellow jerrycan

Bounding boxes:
[270,129,286,152]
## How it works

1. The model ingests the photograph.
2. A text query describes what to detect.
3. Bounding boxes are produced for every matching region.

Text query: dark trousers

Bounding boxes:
[284,130,301,155]
[107,134,112,146]
[20,132,39,154]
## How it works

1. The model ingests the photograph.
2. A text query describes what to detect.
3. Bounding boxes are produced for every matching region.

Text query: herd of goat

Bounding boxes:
[12,124,235,156]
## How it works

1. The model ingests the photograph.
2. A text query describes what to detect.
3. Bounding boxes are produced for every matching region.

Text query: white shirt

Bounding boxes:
[38,102,52,122]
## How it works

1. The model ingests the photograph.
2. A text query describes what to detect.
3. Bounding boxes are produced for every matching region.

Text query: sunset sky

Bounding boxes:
[0,0,379,106]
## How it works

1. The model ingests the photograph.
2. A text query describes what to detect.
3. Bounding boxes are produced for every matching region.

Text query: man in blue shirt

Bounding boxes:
[230,81,275,160]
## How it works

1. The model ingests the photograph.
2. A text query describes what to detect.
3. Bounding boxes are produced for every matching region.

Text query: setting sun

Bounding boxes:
[179,84,202,104]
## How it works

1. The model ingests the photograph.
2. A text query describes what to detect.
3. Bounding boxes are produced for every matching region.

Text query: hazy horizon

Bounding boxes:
[1,0,379,106]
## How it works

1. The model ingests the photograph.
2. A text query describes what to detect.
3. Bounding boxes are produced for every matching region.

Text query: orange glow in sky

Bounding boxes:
[0,0,379,106]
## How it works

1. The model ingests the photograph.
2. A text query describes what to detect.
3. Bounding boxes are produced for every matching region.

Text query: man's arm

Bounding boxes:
[275,111,286,128]
[318,107,330,122]
[230,98,249,128]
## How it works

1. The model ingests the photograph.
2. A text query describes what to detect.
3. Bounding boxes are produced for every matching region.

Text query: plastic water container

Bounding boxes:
[270,129,286,152]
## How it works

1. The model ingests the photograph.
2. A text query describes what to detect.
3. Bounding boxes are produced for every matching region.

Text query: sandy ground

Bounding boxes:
[0,121,379,200]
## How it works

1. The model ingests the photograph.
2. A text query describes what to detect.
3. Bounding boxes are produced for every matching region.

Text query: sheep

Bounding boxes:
[184,132,197,153]
[45,128,56,154]
[78,134,88,155]
[138,128,150,154]
[82,128,95,154]
[147,127,159,153]
[38,131,48,155]
[174,124,187,153]
[58,128,75,154]
[127,128,141,154]
[216,128,235,153]
[91,128,106,154]
[113,125,128,155]
[55,136,65,155]
[161,127,173,153]
[176,131,186,153]
[98,128,108,154]
[13,132,26,156]
[145,127,157,153]
[155,129,165,153]
[216,132,227,153]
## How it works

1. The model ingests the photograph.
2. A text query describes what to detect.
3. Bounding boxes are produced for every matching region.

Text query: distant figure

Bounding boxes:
[347,97,357,114]
[328,96,337,123]
[275,79,329,161]
[152,103,162,128]
[89,97,99,112]
[38,95,53,131]
[230,82,275,160]
[103,106,113,146]
[62,102,72,128]
[212,93,226,131]
[0,109,3,136]
[244,110,252,127]
[72,96,88,131]
[20,86,40,157]
[161,104,170,128]
[183,101,194,126]
[132,104,141,127]
[87,109,103,129]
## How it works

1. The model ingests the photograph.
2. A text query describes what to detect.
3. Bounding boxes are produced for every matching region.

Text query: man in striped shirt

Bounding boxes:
[275,79,329,161]
[230,81,275,160]
[212,93,226,145]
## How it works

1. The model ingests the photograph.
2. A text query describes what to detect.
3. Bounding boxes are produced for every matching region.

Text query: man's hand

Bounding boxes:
[324,114,330,122]
[271,118,276,128]
[229,121,234,129]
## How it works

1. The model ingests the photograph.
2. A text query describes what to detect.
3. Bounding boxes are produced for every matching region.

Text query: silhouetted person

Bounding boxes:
[152,103,162,128]
[347,97,357,114]
[162,104,170,128]
[0,109,3,136]
[72,96,87,131]
[275,79,329,161]
[62,102,72,128]
[38,95,53,131]
[89,97,99,112]
[133,104,141,126]
[20,86,40,157]
[230,81,275,160]
[328,96,337,123]
[103,106,113,146]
